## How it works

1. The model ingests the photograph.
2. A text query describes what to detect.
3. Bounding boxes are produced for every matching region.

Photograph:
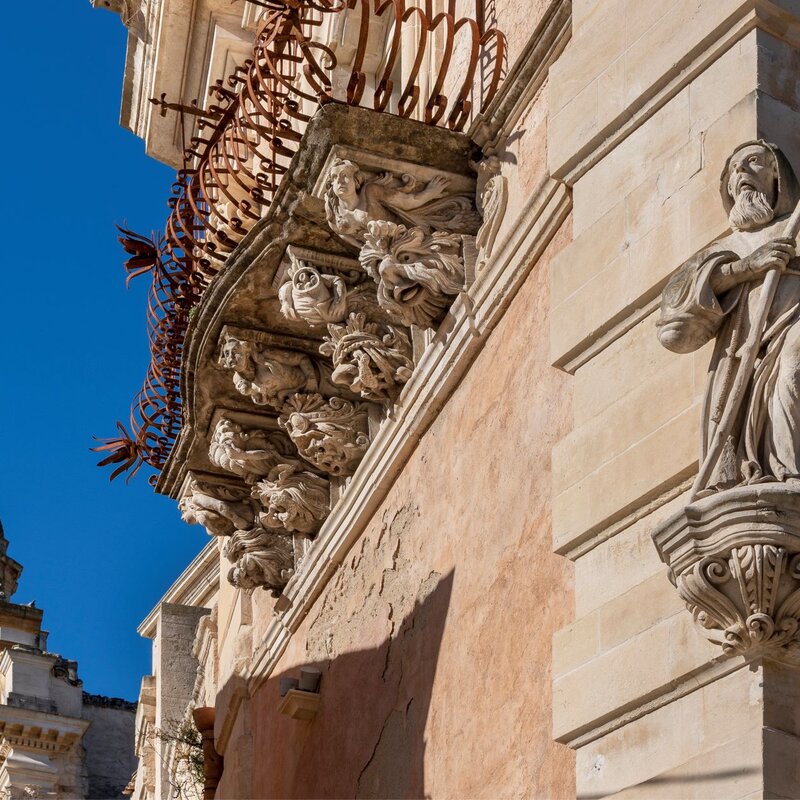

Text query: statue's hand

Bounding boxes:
[739,237,796,279]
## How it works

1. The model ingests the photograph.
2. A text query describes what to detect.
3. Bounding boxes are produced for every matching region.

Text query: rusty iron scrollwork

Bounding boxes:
[95,0,506,480]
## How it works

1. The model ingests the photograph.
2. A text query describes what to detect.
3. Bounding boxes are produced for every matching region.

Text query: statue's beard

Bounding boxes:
[729,189,775,231]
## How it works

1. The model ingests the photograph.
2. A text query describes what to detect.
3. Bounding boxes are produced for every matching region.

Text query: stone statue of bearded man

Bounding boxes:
[657,140,800,494]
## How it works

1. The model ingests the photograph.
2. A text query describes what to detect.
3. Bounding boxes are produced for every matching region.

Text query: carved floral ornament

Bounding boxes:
[653,141,800,663]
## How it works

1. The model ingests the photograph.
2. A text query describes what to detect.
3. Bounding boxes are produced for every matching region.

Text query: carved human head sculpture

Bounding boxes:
[359,220,465,327]
[219,335,252,374]
[328,158,363,206]
[721,141,800,231]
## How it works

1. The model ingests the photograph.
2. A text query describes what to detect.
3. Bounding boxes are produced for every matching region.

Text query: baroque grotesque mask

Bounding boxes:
[359,220,466,327]
[252,463,331,536]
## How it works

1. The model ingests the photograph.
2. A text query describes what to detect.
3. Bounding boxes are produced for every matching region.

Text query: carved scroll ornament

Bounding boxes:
[474,155,508,272]
[320,312,414,403]
[280,393,370,477]
[654,486,800,663]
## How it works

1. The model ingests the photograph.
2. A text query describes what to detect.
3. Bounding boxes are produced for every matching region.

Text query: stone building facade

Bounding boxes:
[0,523,137,799]
[94,0,800,797]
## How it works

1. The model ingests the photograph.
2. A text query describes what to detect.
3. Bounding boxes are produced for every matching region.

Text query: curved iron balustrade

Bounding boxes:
[94,0,506,481]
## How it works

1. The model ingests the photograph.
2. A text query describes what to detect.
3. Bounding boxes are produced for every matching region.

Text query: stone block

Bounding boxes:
[607,727,763,799]
[553,403,700,555]
[553,609,722,743]
[571,90,691,235]
[574,493,686,617]
[573,666,763,796]
[550,203,627,309]
[552,355,695,496]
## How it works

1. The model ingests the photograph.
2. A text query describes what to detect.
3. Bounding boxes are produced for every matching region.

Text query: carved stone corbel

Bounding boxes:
[277,247,384,328]
[359,220,466,327]
[252,464,331,536]
[208,417,300,484]
[218,330,344,409]
[179,479,258,537]
[653,485,800,663]
[222,526,295,597]
[323,156,480,248]
[320,312,414,402]
[279,393,370,477]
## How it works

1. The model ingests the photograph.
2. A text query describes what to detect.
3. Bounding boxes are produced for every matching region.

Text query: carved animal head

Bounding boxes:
[359,220,465,327]
[252,464,330,535]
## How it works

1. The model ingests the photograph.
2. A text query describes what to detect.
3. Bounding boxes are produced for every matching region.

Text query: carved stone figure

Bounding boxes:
[179,480,257,537]
[474,155,508,272]
[223,526,295,596]
[653,141,800,662]
[208,418,299,484]
[657,141,800,494]
[359,220,466,327]
[324,157,480,247]
[279,255,349,327]
[252,464,331,536]
[320,312,414,402]
[280,393,370,476]
[219,334,331,408]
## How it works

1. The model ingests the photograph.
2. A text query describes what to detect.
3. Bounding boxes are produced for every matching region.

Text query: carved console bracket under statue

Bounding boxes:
[654,486,800,663]
[652,140,800,664]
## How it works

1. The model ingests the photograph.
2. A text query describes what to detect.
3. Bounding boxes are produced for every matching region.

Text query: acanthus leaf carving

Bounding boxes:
[252,463,331,536]
[279,393,370,477]
[359,220,466,328]
[320,312,414,402]
[208,417,299,484]
[324,157,480,248]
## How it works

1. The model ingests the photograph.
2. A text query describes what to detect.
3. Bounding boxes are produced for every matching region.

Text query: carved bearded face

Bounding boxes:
[359,221,465,327]
[727,145,778,231]
[220,337,250,372]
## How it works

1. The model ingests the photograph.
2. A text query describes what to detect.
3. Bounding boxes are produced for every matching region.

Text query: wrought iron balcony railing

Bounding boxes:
[94,0,505,481]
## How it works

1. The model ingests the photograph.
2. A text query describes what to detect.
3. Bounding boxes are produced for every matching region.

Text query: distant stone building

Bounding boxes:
[94,0,800,797]
[0,523,137,799]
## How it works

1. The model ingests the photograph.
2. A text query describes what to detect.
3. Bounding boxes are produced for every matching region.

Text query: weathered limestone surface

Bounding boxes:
[549,1,800,797]
[81,697,137,799]
[216,214,575,799]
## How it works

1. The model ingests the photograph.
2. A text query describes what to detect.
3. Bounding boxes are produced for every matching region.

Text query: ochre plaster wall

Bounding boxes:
[214,212,574,798]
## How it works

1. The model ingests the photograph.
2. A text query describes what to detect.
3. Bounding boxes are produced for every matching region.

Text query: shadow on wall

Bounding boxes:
[221,569,454,799]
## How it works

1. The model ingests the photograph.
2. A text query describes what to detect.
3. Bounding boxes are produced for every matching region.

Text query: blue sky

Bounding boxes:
[0,2,208,700]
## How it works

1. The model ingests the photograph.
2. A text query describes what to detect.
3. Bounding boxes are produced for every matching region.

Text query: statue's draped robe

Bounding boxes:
[658,216,800,491]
